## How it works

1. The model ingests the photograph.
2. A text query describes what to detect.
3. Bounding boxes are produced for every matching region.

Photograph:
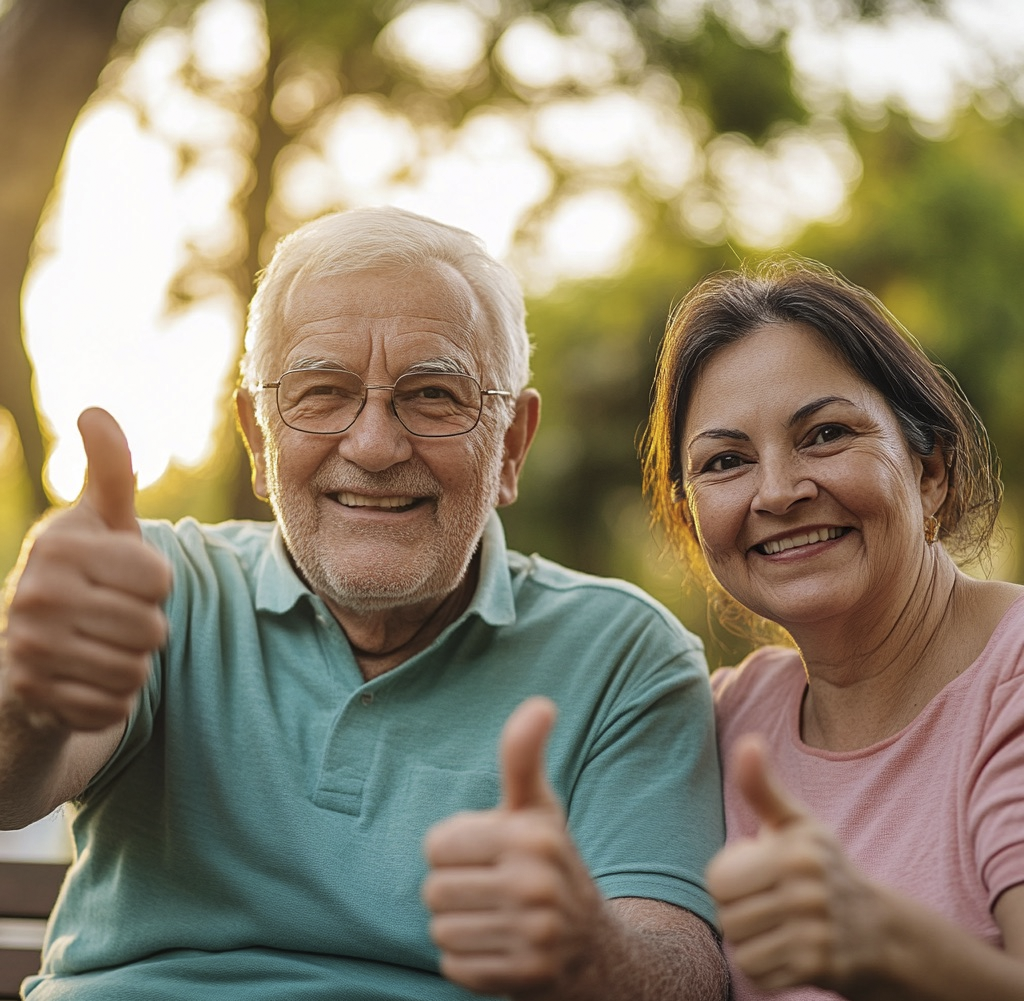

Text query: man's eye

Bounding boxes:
[417,384,455,401]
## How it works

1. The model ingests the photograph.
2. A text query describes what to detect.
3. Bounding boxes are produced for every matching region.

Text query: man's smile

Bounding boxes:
[332,491,422,511]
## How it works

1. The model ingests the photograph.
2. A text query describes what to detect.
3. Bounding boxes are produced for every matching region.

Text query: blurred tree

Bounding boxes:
[153,0,824,522]
[0,0,947,515]
[0,0,134,514]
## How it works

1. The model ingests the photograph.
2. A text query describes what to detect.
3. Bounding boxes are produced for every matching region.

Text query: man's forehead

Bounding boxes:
[280,261,481,328]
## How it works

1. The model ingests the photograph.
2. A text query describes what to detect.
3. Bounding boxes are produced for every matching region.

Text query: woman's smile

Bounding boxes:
[751,526,850,556]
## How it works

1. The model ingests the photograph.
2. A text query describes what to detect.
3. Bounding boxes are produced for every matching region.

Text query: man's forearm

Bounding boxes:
[0,686,73,827]
[0,673,120,829]
[516,898,728,1001]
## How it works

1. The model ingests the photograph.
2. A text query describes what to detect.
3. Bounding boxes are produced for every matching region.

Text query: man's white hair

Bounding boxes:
[239,206,532,399]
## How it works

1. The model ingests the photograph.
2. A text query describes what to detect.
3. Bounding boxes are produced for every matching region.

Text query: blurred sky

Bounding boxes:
[17,0,1024,501]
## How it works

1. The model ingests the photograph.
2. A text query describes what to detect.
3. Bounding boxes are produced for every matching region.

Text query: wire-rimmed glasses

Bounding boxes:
[256,368,513,437]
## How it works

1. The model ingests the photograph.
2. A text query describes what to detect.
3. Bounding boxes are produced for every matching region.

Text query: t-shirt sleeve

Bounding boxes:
[564,616,724,930]
[973,649,1024,908]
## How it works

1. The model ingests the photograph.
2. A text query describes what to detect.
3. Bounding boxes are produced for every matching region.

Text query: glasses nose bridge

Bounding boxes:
[353,380,401,426]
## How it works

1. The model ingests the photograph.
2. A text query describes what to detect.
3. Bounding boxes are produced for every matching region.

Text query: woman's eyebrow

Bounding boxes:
[789,395,855,426]
[686,427,750,449]
[687,395,858,449]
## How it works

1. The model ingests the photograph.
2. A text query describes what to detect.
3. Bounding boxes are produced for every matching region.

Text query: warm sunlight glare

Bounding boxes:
[20,0,1023,503]
[24,102,241,500]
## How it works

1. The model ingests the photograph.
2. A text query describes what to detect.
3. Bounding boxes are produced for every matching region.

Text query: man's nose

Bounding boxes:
[335,388,414,471]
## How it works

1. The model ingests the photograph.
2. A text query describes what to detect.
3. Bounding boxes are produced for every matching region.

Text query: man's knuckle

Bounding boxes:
[525,909,565,947]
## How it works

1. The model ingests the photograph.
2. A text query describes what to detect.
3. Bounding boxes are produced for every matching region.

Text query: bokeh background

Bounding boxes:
[2,0,1024,852]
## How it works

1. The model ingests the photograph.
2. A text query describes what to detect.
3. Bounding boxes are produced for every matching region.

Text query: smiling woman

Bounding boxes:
[679,319,951,632]
[645,258,1000,642]
[642,257,1024,1001]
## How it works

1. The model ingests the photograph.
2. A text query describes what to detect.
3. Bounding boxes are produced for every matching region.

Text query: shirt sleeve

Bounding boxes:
[972,647,1024,907]
[563,616,725,930]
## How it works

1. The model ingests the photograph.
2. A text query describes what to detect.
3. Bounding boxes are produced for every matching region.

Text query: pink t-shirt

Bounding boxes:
[712,595,1024,1001]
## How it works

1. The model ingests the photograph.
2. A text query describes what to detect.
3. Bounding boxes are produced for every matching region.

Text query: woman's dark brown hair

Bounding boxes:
[642,256,1003,642]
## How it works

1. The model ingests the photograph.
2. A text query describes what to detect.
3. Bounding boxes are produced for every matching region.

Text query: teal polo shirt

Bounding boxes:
[28,513,723,1000]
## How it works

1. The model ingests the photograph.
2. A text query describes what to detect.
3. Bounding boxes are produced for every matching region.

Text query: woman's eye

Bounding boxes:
[704,453,745,472]
[811,424,849,445]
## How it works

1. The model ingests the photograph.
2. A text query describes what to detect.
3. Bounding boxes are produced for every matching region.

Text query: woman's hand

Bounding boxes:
[706,735,889,997]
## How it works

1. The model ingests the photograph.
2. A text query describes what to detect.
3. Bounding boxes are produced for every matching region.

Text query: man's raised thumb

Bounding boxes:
[77,408,138,532]
[499,696,560,812]
[733,733,805,831]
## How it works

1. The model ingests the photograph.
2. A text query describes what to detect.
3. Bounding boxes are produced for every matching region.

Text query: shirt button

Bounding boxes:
[360,692,374,706]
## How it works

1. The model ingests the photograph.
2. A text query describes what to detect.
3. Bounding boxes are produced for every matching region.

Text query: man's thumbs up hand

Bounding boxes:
[423,697,605,997]
[2,409,171,732]
[499,695,560,813]
[706,734,882,994]
[77,407,139,533]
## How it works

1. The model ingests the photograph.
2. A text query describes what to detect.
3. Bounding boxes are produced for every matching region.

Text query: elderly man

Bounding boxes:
[0,207,726,1000]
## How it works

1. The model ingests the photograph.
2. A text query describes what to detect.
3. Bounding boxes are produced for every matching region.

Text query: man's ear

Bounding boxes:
[920,445,950,521]
[497,389,541,508]
[235,388,269,501]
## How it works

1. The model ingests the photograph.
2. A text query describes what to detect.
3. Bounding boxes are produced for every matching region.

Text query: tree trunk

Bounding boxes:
[0,0,131,512]
[229,35,289,521]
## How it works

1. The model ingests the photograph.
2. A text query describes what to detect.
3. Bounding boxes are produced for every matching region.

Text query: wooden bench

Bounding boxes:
[0,861,67,1000]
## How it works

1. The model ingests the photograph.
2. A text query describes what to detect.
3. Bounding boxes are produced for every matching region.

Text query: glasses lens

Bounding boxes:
[277,370,364,433]
[393,373,482,436]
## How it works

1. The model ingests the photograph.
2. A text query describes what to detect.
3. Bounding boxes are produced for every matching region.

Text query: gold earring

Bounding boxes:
[924,515,940,545]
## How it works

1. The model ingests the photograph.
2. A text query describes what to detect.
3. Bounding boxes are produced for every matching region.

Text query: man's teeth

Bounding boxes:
[760,528,844,554]
[336,492,416,509]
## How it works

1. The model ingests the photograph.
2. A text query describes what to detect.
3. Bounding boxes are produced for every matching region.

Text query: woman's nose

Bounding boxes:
[752,456,817,514]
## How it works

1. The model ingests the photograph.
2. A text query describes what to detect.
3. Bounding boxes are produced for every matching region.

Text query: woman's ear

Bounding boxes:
[235,388,269,501]
[920,445,950,521]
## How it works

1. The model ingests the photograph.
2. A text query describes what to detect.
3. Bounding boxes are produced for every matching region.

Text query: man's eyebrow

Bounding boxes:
[286,356,470,374]
[403,357,469,375]
[288,357,345,371]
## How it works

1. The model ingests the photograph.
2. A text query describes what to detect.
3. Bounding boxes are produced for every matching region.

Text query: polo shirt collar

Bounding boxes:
[254,525,309,614]
[253,510,516,627]
[465,510,517,628]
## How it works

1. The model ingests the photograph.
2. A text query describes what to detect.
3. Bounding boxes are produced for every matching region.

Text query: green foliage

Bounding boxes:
[499,228,763,666]
[645,13,807,141]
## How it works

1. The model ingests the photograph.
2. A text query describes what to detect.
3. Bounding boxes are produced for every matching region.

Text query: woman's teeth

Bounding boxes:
[758,527,845,554]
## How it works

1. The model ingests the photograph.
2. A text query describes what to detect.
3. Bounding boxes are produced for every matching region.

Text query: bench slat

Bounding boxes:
[0,860,67,999]
[0,947,44,999]
[0,862,67,920]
